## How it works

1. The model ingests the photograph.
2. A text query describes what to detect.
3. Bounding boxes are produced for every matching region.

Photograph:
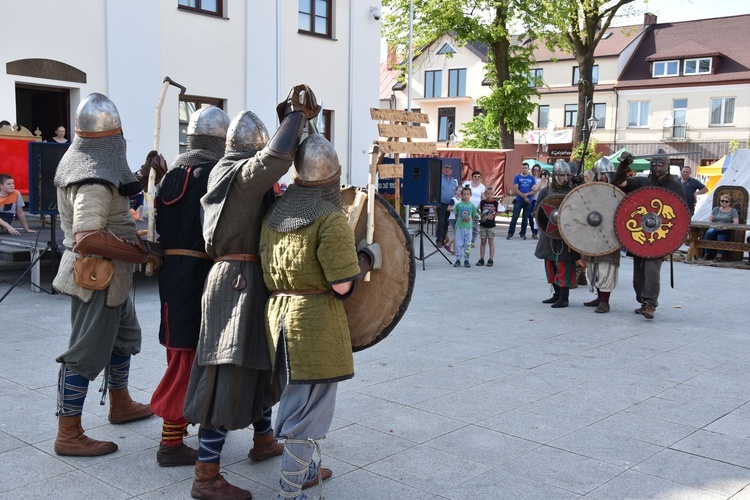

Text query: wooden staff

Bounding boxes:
[146,77,185,276]
[364,142,379,281]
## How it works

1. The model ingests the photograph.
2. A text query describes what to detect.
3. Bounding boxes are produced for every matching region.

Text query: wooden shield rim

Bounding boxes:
[534,193,565,239]
[558,182,625,256]
[614,186,690,258]
[341,186,416,352]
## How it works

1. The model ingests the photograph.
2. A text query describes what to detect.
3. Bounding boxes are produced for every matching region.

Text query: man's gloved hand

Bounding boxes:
[142,240,163,273]
[276,84,321,122]
[357,240,382,271]
[571,173,585,186]
[136,150,167,191]
[613,152,633,185]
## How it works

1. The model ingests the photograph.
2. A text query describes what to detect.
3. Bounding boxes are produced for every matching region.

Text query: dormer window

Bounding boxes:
[653,60,679,77]
[684,57,712,75]
[437,43,456,55]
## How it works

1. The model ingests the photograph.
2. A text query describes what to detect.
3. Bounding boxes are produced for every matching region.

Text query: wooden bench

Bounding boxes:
[686,221,750,261]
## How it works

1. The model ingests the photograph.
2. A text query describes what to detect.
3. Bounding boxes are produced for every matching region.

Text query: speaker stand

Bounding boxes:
[414,205,452,270]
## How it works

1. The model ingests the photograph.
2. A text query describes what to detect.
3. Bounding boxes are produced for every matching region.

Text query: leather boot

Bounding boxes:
[54,415,118,456]
[191,461,252,500]
[551,287,569,308]
[542,284,560,304]
[108,388,154,424]
[157,443,198,467]
[247,432,283,461]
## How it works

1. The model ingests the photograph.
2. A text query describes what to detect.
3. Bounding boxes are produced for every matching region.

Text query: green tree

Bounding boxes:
[457,108,499,149]
[381,0,540,149]
[527,0,637,162]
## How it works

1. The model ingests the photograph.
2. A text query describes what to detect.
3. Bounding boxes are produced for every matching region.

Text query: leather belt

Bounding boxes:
[270,289,331,297]
[164,249,212,260]
[214,253,260,264]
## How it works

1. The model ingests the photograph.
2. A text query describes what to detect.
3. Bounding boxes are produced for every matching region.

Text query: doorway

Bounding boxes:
[15,85,71,142]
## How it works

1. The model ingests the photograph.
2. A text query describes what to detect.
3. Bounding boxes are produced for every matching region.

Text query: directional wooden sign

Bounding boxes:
[370,108,429,123]
[376,140,437,155]
[377,123,428,139]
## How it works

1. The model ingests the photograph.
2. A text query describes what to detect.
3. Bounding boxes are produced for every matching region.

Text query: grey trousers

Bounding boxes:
[632,256,662,308]
[56,292,142,381]
[274,346,337,500]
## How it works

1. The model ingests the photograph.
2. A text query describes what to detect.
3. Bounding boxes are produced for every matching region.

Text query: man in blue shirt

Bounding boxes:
[507,162,536,240]
[436,163,458,247]
[680,166,707,216]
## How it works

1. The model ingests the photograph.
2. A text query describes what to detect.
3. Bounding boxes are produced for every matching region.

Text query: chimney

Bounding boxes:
[387,43,397,70]
[643,13,657,25]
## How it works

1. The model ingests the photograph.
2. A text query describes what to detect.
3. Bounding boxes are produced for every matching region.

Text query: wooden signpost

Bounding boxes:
[369,108,436,215]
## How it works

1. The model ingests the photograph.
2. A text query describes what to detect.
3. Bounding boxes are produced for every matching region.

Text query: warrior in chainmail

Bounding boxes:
[534,160,582,308]
[580,157,621,313]
[143,106,231,469]
[259,134,382,500]
[182,85,320,500]
[613,149,687,319]
[52,93,160,458]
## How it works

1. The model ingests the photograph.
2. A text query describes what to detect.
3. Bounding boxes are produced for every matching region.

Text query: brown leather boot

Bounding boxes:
[191,461,252,500]
[247,432,283,461]
[54,415,118,456]
[108,388,154,424]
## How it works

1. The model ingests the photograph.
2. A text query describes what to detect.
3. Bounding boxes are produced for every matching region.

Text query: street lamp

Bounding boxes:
[446,123,455,147]
[579,97,598,168]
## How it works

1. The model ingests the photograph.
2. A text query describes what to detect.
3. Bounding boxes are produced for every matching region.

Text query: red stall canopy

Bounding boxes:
[0,125,43,196]
[435,148,523,198]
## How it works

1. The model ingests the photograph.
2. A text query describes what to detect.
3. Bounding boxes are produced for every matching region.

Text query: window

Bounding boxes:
[572,66,598,85]
[424,70,442,98]
[299,0,332,38]
[593,103,606,129]
[437,43,455,55]
[437,107,455,142]
[448,69,466,97]
[538,105,549,129]
[473,106,485,117]
[319,109,332,142]
[178,96,224,154]
[710,97,735,126]
[628,101,649,127]
[178,0,222,16]
[564,104,577,127]
[652,60,679,77]
[684,58,711,75]
[528,68,543,87]
[672,98,687,139]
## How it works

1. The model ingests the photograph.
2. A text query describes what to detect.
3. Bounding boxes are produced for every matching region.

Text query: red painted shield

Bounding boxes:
[534,194,565,239]
[614,186,690,258]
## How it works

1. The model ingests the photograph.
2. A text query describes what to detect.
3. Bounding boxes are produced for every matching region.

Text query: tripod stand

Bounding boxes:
[413,205,452,270]
[0,214,61,302]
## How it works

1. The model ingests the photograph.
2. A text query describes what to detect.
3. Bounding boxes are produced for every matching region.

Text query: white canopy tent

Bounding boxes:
[693,150,750,245]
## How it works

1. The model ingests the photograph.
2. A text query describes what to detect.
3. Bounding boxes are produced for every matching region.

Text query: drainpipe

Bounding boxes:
[613,88,619,151]
[346,2,354,184]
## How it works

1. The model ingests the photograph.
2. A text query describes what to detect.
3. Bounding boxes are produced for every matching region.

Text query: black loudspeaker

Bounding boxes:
[28,142,68,214]
[402,158,443,206]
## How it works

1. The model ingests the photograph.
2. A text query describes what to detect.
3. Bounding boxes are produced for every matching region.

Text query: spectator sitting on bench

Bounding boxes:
[702,194,739,262]
[0,174,35,235]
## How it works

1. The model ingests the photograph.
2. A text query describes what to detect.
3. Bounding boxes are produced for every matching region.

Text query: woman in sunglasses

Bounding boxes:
[703,195,739,262]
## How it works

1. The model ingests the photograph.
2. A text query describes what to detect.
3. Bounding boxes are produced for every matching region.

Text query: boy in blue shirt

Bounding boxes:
[453,186,477,268]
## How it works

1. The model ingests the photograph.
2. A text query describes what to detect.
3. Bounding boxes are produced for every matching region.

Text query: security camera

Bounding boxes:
[370,6,381,21]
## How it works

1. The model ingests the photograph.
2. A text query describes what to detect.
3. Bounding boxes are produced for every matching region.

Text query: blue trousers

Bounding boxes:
[508,199,530,237]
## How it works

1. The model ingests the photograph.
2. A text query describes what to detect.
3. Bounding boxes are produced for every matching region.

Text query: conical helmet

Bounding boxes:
[225,110,270,153]
[292,134,340,184]
[188,106,230,139]
[75,93,122,138]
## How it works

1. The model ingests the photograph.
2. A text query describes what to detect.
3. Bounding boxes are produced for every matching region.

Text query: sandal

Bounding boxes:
[713,256,723,262]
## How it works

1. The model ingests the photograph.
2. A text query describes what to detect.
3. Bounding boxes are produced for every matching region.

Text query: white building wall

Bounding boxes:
[1,0,380,186]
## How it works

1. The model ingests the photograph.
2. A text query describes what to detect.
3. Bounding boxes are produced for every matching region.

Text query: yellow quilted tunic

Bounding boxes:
[260,211,360,383]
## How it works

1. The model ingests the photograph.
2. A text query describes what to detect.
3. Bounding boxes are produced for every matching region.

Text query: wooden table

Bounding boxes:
[686,221,750,261]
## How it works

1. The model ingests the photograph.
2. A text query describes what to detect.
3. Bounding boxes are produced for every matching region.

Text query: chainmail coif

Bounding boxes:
[54,134,140,196]
[170,135,226,170]
[266,180,342,232]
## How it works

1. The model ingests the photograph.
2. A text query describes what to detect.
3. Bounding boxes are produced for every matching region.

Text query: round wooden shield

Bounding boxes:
[558,182,625,256]
[534,194,565,239]
[340,186,416,351]
[614,186,690,258]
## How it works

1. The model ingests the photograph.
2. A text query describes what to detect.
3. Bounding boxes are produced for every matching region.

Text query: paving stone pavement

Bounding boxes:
[1,228,750,500]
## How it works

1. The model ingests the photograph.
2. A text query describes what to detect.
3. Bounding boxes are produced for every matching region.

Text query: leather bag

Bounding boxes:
[73,254,115,291]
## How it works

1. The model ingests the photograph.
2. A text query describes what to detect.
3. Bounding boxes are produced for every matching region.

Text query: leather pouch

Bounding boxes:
[73,254,115,291]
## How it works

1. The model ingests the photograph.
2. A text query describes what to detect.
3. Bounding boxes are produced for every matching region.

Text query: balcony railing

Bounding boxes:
[663,124,688,141]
